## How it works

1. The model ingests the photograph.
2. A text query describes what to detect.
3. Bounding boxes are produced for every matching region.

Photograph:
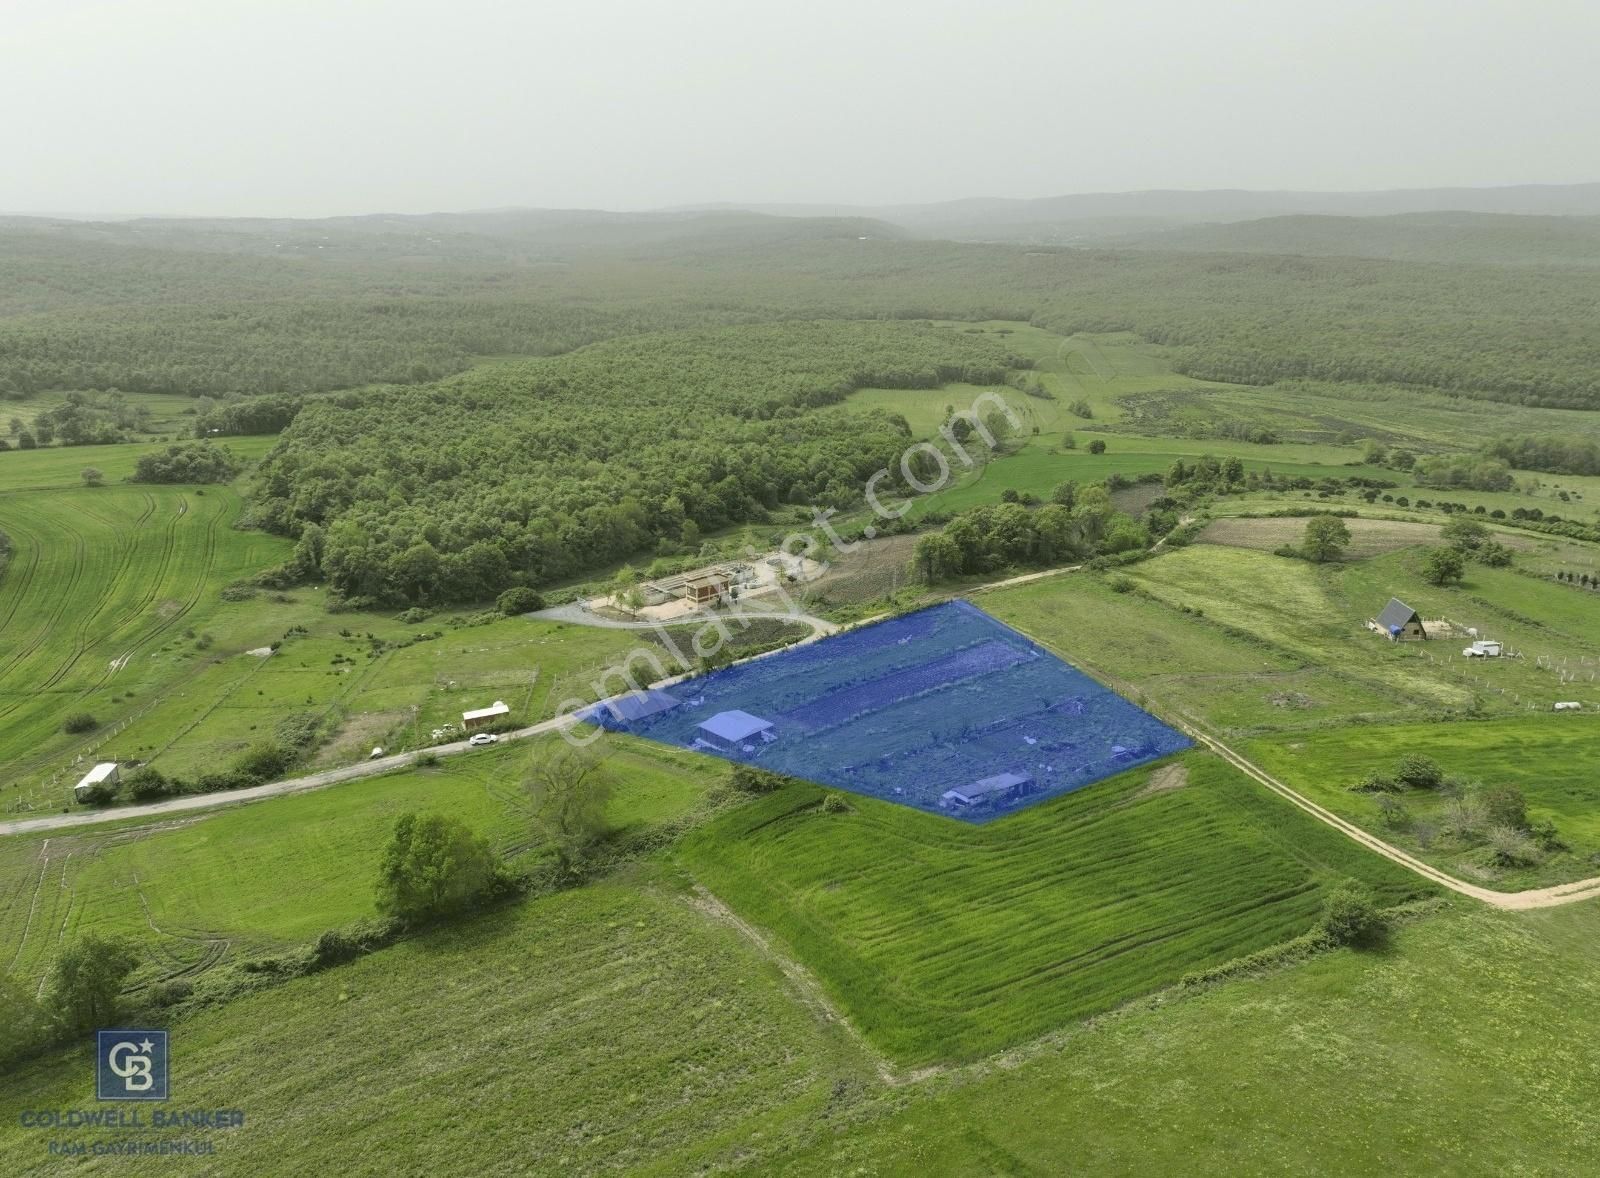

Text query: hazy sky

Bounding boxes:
[3,0,1596,217]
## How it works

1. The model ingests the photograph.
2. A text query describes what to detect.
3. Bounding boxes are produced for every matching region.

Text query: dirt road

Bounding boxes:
[10,555,1600,912]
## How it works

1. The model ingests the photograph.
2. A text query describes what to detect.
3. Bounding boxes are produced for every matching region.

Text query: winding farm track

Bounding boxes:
[4,557,1600,912]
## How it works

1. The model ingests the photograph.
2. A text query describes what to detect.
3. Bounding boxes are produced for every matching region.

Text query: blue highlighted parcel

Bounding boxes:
[583,601,1191,823]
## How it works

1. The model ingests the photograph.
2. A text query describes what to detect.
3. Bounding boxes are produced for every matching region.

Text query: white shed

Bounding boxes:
[462,700,511,731]
[73,761,120,802]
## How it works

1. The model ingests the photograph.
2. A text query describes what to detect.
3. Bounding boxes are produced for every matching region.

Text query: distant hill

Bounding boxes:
[1112,211,1600,266]
[0,208,904,261]
[694,182,1600,243]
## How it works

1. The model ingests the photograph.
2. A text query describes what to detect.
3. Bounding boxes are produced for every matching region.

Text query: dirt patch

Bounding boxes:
[804,533,922,607]
[1269,691,1315,709]
[311,710,410,769]
[1131,762,1189,801]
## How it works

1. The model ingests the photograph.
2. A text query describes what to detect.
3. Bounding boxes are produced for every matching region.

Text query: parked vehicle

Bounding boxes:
[468,732,499,746]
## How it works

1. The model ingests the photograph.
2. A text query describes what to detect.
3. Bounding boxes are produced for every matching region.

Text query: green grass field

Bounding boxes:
[1245,718,1600,890]
[0,877,870,1176]
[782,897,1600,1176]
[0,436,280,492]
[677,751,1428,1067]
[1,390,204,441]
[0,482,293,805]
[0,733,714,990]
[984,541,1600,888]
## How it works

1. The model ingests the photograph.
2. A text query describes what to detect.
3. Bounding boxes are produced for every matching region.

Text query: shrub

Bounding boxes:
[1530,819,1568,853]
[1486,825,1541,868]
[821,791,851,814]
[1108,575,1136,594]
[1479,784,1528,831]
[1349,771,1400,794]
[44,935,140,1033]
[234,743,295,783]
[1087,439,1107,454]
[730,764,800,794]
[1319,882,1387,948]
[397,606,430,624]
[497,586,545,615]
[1441,797,1485,841]
[61,712,98,734]
[1374,795,1412,831]
[121,767,175,803]
[1394,754,1444,790]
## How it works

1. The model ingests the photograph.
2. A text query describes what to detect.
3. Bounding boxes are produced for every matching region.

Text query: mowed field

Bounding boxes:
[0,733,713,991]
[0,483,290,804]
[677,751,1428,1067]
[0,879,871,1177]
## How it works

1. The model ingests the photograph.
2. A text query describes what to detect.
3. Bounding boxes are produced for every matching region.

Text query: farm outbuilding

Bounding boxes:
[1376,598,1427,641]
[940,771,1033,809]
[683,574,730,605]
[73,761,119,802]
[462,700,511,731]
[596,688,681,724]
[695,709,775,752]
[640,564,740,606]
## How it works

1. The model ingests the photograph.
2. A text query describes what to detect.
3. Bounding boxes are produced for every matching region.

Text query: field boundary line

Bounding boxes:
[681,883,940,1087]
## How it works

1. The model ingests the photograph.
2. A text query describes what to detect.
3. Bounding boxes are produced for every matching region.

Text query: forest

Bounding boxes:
[3,218,1600,410]
[250,322,1022,605]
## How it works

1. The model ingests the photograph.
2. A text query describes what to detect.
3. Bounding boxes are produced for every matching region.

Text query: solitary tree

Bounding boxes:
[45,935,140,1034]
[1422,546,1466,586]
[1087,439,1107,455]
[1302,515,1352,563]
[80,467,104,488]
[374,812,498,924]
[525,745,615,877]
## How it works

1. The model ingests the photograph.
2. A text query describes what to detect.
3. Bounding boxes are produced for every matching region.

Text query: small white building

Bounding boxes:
[462,700,511,731]
[73,761,120,802]
[1462,640,1503,658]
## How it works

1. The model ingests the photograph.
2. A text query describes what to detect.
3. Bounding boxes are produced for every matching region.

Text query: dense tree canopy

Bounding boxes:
[251,322,1023,605]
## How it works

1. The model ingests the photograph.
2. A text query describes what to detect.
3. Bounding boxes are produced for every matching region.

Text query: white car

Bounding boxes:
[468,733,499,747]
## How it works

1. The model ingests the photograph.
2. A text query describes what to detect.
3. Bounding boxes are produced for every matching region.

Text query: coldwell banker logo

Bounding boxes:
[96,1030,169,1101]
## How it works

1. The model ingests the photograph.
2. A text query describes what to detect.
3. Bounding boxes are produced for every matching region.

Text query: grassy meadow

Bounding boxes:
[0,733,714,990]
[984,533,1600,887]
[677,751,1428,1067]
